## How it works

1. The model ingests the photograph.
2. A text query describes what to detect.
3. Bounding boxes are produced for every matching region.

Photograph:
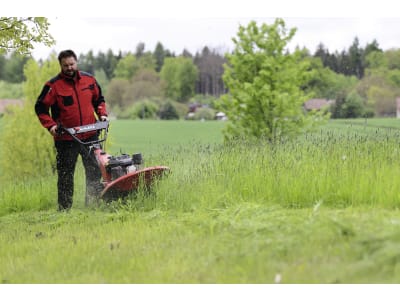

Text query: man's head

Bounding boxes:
[58,50,78,78]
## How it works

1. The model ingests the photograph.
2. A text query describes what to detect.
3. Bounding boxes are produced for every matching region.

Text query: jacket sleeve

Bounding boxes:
[92,80,108,118]
[34,83,57,130]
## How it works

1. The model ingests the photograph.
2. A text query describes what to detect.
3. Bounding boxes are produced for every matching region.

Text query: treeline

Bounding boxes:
[76,42,228,102]
[314,38,381,79]
[308,37,400,118]
[1,37,400,119]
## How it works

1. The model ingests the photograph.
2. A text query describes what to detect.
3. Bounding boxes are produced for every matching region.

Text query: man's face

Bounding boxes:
[60,56,78,77]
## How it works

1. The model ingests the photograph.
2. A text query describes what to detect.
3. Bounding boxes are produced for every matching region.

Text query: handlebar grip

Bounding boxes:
[55,124,63,136]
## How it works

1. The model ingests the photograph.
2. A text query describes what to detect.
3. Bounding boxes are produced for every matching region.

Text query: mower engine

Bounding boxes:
[106,153,143,181]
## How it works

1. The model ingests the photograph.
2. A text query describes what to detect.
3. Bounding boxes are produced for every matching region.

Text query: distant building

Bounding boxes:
[304,99,335,111]
[215,111,227,121]
[188,103,202,113]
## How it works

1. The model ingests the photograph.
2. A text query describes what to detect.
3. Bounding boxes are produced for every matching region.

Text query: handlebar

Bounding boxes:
[60,120,109,146]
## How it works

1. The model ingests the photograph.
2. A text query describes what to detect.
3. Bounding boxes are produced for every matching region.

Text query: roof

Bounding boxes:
[304,99,335,111]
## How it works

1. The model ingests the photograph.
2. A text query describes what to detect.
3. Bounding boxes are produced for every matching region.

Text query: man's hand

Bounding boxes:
[100,116,108,122]
[49,125,58,136]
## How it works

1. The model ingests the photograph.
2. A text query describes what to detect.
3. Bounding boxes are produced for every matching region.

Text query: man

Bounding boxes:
[35,49,108,211]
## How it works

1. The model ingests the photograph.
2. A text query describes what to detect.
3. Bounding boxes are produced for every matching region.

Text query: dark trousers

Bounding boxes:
[55,137,103,210]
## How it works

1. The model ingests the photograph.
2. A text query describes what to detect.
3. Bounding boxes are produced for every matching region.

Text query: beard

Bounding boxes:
[63,70,76,77]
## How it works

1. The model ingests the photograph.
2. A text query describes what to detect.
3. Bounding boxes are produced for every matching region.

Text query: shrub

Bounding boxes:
[158,102,179,120]
[0,80,24,99]
[189,107,216,121]
[119,100,159,120]
[0,57,59,182]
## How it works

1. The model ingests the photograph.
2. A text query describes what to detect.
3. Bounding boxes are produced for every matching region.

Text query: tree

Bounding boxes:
[160,57,179,100]
[365,50,387,70]
[78,50,95,74]
[340,91,365,118]
[367,85,397,117]
[194,46,227,97]
[133,53,156,72]
[94,68,109,95]
[314,43,329,66]
[356,69,400,117]
[153,42,173,72]
[348,37,364,78]
[384,49,400,70]
[179,59,199,102]
[113,53,137,79]
[304,56,336,98]
[220,19,327,142]
[364,39,382,57]
[313,43,341,73]
[0,53,6,80]
[305,56,358,101]
[103,49,120,80]
[181,49,193,58]
[0,17,54,55]
[122,69,162,105]
[337,50,352,76]
[113,53,156,80]
[135,42,145,58]
[2,52,29,83]
[160,56,198,102]
[104,78,130,109]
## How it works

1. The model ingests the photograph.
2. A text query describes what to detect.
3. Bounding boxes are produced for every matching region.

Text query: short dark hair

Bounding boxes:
[58,50,77,63]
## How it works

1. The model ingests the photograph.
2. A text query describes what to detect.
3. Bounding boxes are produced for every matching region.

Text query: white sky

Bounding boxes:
[4,0,400,60]
[29,17,400,60]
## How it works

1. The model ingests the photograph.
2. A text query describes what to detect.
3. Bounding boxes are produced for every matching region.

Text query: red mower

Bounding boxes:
[61,121,170,201]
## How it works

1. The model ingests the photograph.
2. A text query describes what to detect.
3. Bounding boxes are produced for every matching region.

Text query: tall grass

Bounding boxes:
[143,127,400,213]
[2,120,400,215]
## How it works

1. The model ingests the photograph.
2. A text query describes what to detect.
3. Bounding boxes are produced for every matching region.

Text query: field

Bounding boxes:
[2,118,400,285]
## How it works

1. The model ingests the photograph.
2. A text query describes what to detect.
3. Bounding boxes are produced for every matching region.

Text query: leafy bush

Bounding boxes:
[189,107,216,121]
[119,100,159,120]
[341,91,366,118]
[171,101,190,119]
[0,80,24,99]
[133,101,159,119]
[158,101,179,120]
[0,57,59,182]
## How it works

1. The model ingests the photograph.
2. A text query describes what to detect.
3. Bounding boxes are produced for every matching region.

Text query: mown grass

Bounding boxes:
[106,119,225,156]
[2,205,400,283]
[2,118,400,283]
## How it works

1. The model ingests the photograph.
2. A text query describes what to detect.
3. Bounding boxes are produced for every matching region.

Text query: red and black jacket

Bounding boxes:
[35,70,108,141]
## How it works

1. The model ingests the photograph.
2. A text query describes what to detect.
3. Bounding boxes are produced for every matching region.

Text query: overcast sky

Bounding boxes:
[6,0,400,60]
[30,17,400,60]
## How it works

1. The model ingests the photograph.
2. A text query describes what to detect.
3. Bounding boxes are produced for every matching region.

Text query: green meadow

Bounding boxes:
[2,119,400,283]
